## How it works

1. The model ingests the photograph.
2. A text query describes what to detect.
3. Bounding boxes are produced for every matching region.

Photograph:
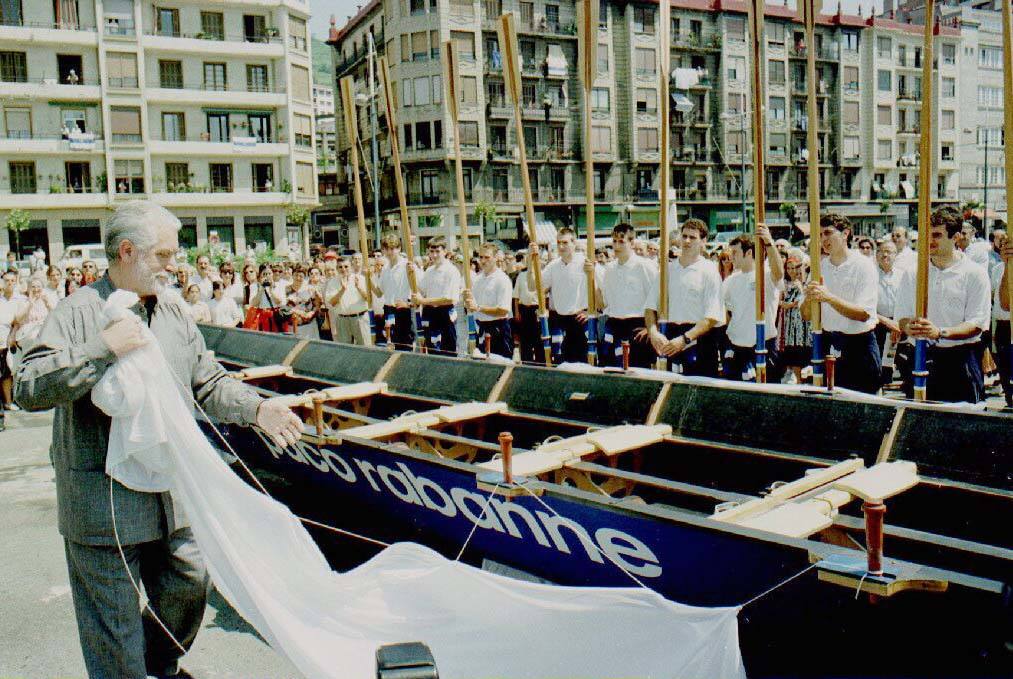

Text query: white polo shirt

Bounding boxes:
[646,257,724,325]
[542,254,588,315]
[513,269,538,306]
[992,263,1009,323]
[601,255,657,319]
[325,274,369,316]
[721,269,782,348]
[0,293,27,344]
[894,246,917,273]
[379,256,413,305]
[817,251,878,334]
[877,266,902,318]
[419,259,462,304]
[473,268,513,322]
[894,252,991,347]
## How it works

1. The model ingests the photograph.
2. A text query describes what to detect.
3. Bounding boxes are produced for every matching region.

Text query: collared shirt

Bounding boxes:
[965,240,991,270]
[419,259,462,304]
[991,263,1009,322]
[209,296,242,327]
[600,255,657,319]
[325,274,369,315]
[895,246,917,273]
[186,300,211,324]
[192,275,215,300]
[379,256,413,305]
[646,257,724,325]
[817,251,878,334]
[542,254,588,315]
[473,268,513,322]
[894,252,992,347]
[513,268,538,306]
[0,292,27,342]
[721,269,782,347]
[877,266,902,318]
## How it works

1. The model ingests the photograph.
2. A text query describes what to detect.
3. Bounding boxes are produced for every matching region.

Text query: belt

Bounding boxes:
[338,311,366,318]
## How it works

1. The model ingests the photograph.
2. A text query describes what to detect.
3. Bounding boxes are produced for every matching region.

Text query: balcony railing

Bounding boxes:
[142,28,283,43]
[107,76,139,88]
[1,74,101,86]
[153,81,286,94]
[334,30,387,75]
[0,19,96,31]
[104,21,135,37]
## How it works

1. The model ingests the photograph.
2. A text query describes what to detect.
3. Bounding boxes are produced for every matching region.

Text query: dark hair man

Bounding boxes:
[465,243,514,358]
[594,223,657,368]
[530,226,590,364]
[371,231,416,350]
[413,235,461,355]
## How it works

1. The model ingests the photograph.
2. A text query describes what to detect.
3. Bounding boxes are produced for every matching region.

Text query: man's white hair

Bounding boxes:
[105,200,181,262]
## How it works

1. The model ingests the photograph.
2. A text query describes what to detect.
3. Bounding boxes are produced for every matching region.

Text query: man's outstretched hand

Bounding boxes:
[256,399,303,448]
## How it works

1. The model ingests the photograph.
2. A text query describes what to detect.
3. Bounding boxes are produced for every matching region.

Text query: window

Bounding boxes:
[247,65,269,92]
[3,107,31,139]
[207,112,229,142]
[520,40,535,70]
[162,112,185,141]
[768,96,785,120]
[290,64,311,101]
[979,46,1001,69]
[591,87,610,111]
[289,16,308,50]
[522,125,537,154]
[727,92,744,114]
[877,139,891,160]
[725,132,741,154]
[9,161,36,194]
[412,32,428,60]
[159,60,183,88]
[941,143,953,161]
[451,31,475,61]
[597,47,608,74]
[489,125,507,152]
[294,113,312,146]
[203,62,227,90]
[766,22,785,45]
[635,88,656,113]
[244,216,274,248]
[522,80,537,107]
[64,162,91,194]
[977,127,1003,146]
[248,113,271,142]
[487,80,504,107]
[106,52,137,88]
[592,126,610,153]
[843,100,859,125]
[210,163,233,192]
[635,48,655,76]
[402,78,413,106]
[415,121,431,149]
[200,12,225,40]
[547,125,564,153]
[450,0,474,17]
[243,14,268,42]
[877,69,891,92]
[941,44,955,65]
[941,109,954,130]
[62,108,86,133]
[726,16,745,42]
[727,56,744,81]
[166,163,189,189]
[978,86,1002,107]
[877,36,891,58]
[942,77,955,98]
[403,123,413,149]
[637,128,658,152]
[155,7,180,36]
[843,136,860,160]
[843,66,859,93]
[842,31,859,52]
[768,133,786,155]
[111,106,141,142]
[433,75,441,103]
[459,121,479,146]
[296,161,315,196]
[633,7,654,34]
[459,75,477,105]
[114,159,144,194]
[414,76,431,106]
[768,60,785,85]
[877,105,891,126]
[253,163,274,191]
[57,54,83,85]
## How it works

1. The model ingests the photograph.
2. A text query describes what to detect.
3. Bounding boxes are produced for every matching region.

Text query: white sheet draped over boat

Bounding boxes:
[91,290,748,679]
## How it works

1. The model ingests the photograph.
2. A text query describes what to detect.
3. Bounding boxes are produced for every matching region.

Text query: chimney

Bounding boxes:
[329,14,338,41]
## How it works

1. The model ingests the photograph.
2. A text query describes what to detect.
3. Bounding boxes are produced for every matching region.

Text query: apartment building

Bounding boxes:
[328,0,966,249]
[0,0,317,263]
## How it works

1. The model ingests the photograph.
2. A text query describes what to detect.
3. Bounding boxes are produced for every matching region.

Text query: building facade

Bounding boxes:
[327,0,969,251]
[0,0,317,263]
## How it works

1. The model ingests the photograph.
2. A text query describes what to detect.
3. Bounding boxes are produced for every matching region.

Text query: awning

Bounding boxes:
[202,108,275,115]
[899,181,915,199]
[671,68,700,90]
[48,101,97,108]
[546,44,567,77]
[522,218,557,245]
[672,92,694,114]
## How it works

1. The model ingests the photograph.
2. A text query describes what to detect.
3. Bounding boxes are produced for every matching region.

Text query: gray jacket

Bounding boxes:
[14,274,263,546]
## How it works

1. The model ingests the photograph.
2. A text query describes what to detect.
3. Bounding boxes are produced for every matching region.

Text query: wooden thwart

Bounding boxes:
[269,382,388,410]
[232,365,293,381]
[336,401,508,442]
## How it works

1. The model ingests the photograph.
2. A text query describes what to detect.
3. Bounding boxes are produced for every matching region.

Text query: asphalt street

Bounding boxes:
[0,409,300,679]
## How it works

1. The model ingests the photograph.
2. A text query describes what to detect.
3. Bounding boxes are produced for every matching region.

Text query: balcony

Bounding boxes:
[148,138,289,156]
[535,187,567,202]
[897,91,921,102]
[152,190,288,208]
[0,75,101,101]
[897,126,921,135]
[673,32,720,51]
[103,20,136,38]
[515,16,576,38]
[142,29,285,57]
[146,82,287,106]
[0,188,109,210]
[334,30,386,77]
[0,132,105,154]
[0,19,98,46]
[408,191,443,205]
[788,45,840,61]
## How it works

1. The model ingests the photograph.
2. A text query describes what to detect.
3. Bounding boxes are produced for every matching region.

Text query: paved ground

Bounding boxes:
[0,409,299,679]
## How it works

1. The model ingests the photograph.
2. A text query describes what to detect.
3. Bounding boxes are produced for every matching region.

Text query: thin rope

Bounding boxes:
[854,570,870,600]
[738,563,818,609]
[297,514,391,549]
[454,483,502,561]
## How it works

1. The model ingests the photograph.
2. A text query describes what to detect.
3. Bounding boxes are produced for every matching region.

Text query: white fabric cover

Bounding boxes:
[92,290,747,679]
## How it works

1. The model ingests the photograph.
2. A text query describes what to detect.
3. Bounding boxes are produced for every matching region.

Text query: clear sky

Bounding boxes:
[309,0,886,38]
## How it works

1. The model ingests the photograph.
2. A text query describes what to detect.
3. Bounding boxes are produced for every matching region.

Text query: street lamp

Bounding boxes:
[721,110,748,231]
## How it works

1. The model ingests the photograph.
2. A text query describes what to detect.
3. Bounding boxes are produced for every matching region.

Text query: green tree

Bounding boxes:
[5,209,31,259]
[474,201,498,237]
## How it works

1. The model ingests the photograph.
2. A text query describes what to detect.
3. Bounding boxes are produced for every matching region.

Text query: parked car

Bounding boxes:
[58,243,108,272]
[705,230,743,255]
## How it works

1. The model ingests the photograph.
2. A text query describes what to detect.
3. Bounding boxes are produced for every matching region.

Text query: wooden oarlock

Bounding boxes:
[338,76,376,344]
[801,0,824,387]
[1002,0,1013,366]
[577,0,599,365]
[912,0,937,402]
[498,12,552,367]
[747,0,768,383]
[378,57,423,352]
[442,40,478,356]
[498,431,514,485]
[621,339,630,371]
[654,0,672,372]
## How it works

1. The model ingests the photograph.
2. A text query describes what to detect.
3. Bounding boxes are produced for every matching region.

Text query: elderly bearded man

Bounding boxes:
[14,200,303,679]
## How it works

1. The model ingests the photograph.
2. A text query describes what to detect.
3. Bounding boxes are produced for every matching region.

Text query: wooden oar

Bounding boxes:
[338,76,375,342]
[498,12,551,366]
[577,0,599,365]
[801,0,824,387]
[655,0,672,372]
[442,40,478,356]
[1003,0,1013,372]
[912,0,936,402]
[748,0,768,383]
[378,57,423,353]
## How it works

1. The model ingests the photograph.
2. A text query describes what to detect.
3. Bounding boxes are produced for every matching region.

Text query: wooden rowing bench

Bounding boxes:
[231,364,294,381]
[332,401,509,444]
[712,460,919,539]
[265,382,388,439]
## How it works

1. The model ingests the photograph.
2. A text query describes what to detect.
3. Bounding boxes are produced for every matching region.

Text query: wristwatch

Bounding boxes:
[938,327,949,340]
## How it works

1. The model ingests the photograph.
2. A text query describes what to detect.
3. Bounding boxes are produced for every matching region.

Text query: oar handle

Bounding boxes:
[498,432,514,485]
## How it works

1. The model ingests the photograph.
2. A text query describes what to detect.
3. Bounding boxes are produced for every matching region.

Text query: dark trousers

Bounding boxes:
[516,304,540,364]
[874,324,896,385]
[421,305,457,355]
[665,322,720,377]
[383,305,415,351]
[602,316,653,368]
[549,311,588,364]
[901,342,985,404]
[995,322,1012,406]
[64,528,208,679]
[827,330,882,394]
[477,318,514,359]
[722,338,781,382]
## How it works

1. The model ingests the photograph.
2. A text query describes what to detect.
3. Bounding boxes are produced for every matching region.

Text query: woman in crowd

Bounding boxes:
[209,280,242,327]
[776,253,812,383]
[66,267,83,289]
[219,263,241,304]
[81,260,98,284]
[184,283,211,323]
[44,265,63,305]
[245,264,286,332]
[240,263,260,311]
[7,277,54,358]
[286,265,321,339]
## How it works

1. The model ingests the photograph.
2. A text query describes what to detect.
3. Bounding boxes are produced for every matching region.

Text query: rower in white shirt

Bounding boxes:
[326,256,372,346]
[802,213,881,394]
[465,243,514,359]
[513,251,540,364]
[874,240,903,385]
[645,218,725,377]
[895,207,992,403]
[413,236,461,355]
[995,242,1013,407]
[595,223,657,368]
[370,232,416,350]
[717,227,784,382]
[530,227,589,364]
